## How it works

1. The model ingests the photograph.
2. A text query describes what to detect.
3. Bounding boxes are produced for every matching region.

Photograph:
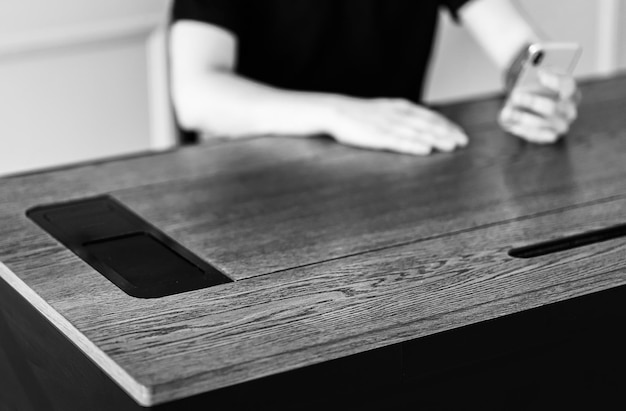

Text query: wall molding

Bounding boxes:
[618,1,626,71]
[596,0,620,75]
[0,13,162,60]
[147,25,177,150]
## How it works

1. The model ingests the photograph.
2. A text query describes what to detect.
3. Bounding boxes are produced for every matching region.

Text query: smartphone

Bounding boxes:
[510,42,582,97]
[501,42,582,132]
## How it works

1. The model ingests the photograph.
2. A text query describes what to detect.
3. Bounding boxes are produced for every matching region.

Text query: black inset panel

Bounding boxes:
[26,196,232,298]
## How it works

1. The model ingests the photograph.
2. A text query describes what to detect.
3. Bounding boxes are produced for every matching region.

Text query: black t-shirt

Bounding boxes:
[171,0,471,102]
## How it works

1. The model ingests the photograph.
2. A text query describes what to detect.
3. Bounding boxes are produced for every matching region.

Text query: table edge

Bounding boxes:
[0,260,153,406]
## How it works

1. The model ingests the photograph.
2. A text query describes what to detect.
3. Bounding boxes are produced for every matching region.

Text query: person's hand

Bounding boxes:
[498,71,580,144]
[326,97,468,155]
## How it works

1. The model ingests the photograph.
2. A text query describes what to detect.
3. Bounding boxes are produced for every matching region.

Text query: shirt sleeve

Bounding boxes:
[170,0,242,34]
[439,0,474,22]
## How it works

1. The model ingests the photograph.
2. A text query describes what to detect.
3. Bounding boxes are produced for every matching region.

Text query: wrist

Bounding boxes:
[301,93,351,137]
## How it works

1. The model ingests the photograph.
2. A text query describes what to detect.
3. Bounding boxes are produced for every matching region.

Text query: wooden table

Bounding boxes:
[2,74,626,410]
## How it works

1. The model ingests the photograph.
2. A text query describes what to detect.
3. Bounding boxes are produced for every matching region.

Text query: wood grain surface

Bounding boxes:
[1,74,626,406]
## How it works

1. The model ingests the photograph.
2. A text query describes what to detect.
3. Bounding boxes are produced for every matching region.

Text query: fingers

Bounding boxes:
[506,124,560,144]
[558,99,578,122]
[509,84,579,121]
[509,91,558,118]
[391,100,468,145]
[377,134,433,156]
[348,118,464,157]
[500,103,569,136]
[389,122,456,152]
[383,99,468,152]
[538,71,577,100]
[345,123,433,156]
[501,71,581,145]
[389,117,467,153]
[332,97,470,156]
[410,106,469,147]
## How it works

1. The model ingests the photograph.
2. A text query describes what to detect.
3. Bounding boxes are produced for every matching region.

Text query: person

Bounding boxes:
[169,0,580,155]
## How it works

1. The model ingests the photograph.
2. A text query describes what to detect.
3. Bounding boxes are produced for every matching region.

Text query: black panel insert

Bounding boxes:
[26,196,232,298]
[509,223,626,259]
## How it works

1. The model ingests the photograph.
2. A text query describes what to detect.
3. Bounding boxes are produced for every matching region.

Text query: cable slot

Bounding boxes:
[509,223,626,258]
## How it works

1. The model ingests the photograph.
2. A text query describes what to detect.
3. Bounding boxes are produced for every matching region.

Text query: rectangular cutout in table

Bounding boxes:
[26,196,232,298]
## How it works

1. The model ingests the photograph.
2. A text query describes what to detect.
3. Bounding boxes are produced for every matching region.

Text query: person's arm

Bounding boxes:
[459,0,539,70]
[169,21,467,155]
[459,0,580,144]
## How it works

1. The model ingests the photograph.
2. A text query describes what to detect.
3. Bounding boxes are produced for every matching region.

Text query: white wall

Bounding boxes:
[0,0,170,176]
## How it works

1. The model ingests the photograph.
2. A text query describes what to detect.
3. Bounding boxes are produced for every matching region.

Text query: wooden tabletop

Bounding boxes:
[2,74,626,406]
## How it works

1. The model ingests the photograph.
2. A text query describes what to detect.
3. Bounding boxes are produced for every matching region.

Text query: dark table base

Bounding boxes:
[2,278,625,411]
